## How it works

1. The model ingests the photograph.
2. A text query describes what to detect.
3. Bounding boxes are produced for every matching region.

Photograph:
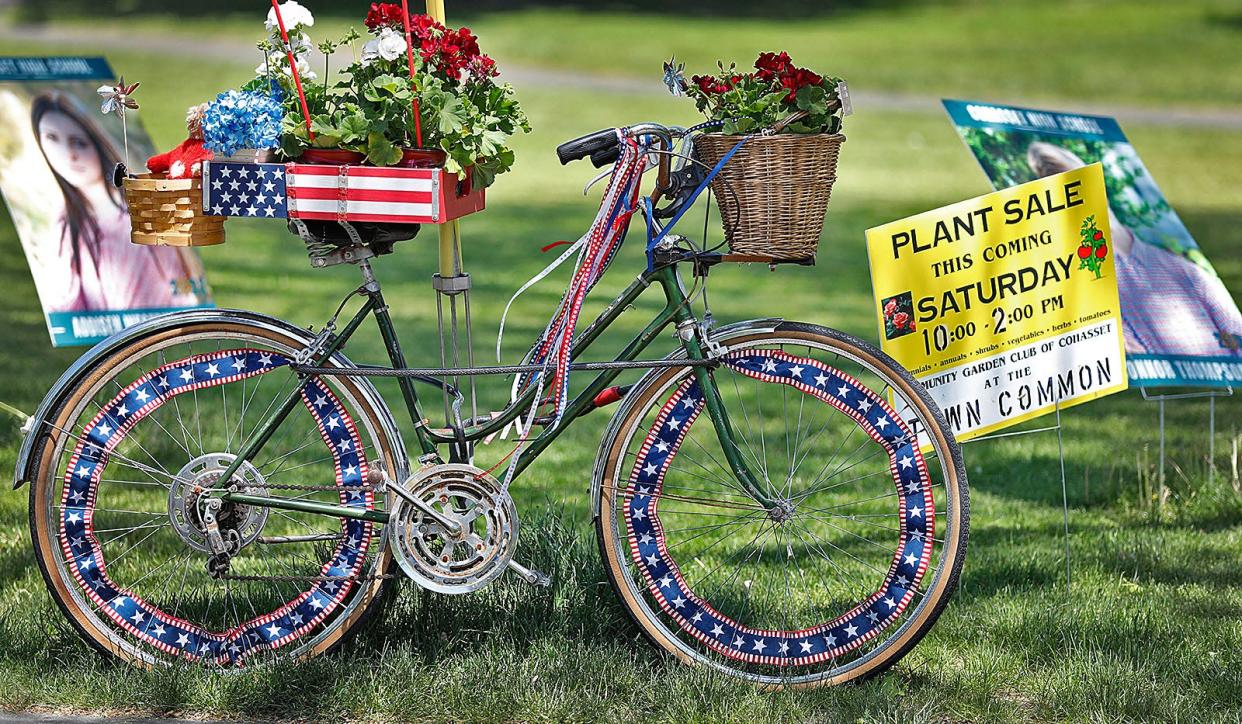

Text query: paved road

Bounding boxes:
[4,23,1242,131]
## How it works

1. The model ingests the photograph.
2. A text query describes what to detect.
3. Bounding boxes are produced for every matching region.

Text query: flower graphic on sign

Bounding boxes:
[881,291,916,340]
[1078,215,1109,279]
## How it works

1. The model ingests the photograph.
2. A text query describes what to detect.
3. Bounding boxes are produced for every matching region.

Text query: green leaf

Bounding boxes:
[796,84,827,113]
[339,114,370,143]
[437,96,467,134]
[365,132,402,166]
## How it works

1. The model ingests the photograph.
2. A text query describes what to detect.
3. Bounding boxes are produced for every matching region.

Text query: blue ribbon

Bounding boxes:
[646,135,750,269]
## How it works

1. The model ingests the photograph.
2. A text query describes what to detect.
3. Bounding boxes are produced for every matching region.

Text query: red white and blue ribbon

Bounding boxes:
[58,348,373,664]
[624,349,935,666]
[509,136,647,431]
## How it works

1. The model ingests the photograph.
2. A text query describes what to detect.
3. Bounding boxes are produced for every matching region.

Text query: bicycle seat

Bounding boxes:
[290,220,421,250]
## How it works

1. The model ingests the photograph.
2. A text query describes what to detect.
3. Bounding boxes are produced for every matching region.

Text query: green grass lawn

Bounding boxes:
[1,3,1242,721]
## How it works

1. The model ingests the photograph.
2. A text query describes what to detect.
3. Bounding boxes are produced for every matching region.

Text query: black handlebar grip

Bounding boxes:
[556,128,618,165]
[589,144,622,168]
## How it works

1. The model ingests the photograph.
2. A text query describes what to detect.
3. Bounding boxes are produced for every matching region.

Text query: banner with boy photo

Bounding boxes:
[0,57,212,347]
[943,99,1242,388]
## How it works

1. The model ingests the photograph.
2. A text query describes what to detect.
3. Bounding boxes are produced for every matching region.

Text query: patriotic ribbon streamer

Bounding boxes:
[508,136,647,430]
[58,348,373,664]
[624,349,936,667]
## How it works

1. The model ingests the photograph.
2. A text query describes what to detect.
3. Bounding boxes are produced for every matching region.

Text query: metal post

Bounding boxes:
[1055,400,1071,593]
[1209,395,1216,484]
[1158,398,1166,495]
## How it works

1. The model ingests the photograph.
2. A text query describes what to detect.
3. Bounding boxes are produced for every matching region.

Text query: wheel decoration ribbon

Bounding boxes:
[624,349,936,666]
[58,348,373,664]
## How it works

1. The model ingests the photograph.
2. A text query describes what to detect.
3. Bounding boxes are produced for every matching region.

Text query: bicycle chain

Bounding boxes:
[211,482,395,582]
[256,482,381,493]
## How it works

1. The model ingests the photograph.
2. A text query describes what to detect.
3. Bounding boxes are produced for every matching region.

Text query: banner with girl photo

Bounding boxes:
[0,57,212,347]
[943,99,1242,388]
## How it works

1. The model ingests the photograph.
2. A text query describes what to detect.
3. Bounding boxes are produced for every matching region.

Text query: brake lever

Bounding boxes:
[652,163,708,219]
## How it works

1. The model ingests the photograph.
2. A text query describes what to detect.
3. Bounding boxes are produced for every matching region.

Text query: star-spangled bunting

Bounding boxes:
[58,348,371,664]
[624,349,936,667]
[203,162,288,219]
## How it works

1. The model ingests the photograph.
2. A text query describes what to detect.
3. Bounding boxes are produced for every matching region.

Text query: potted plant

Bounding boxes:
[676,51,847,259]
[262,1,528,188]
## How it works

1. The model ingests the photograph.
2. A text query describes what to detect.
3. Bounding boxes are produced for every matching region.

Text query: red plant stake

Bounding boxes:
[269,0,315,141]
[400,0,424,148]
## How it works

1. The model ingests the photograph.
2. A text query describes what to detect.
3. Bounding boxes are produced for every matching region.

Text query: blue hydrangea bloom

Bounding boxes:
[202,89,284,157]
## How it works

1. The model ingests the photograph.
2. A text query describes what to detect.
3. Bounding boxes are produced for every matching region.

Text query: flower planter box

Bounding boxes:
[201,160,485,225]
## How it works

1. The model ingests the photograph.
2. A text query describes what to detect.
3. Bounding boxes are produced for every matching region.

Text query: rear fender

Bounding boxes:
[12,308,408,490]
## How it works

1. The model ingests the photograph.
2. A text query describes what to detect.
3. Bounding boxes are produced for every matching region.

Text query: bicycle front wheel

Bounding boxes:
[26,316,402,668]
[595,322,968,687]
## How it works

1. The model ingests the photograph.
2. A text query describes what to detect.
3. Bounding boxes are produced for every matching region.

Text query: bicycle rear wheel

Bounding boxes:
[594,322,968,687]
[26,317,402,667]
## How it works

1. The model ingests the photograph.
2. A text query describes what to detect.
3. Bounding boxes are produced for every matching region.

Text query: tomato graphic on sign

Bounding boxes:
[1078,215,1109,279]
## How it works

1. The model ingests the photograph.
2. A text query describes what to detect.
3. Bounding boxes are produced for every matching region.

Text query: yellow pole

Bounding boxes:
[426,0,460,278]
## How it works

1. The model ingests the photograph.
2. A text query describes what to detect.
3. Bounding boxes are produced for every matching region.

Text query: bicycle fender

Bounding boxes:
[589,317,782,516]
[13,308,408,491]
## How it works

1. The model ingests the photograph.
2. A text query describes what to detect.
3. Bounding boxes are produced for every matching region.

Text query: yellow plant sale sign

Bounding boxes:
[866,164,1127,440]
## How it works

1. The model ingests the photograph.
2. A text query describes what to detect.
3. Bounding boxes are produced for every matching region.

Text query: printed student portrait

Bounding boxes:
[944,99,1242,388]
[0,57,212,347]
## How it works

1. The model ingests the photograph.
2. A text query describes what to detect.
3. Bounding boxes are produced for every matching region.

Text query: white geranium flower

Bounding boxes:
[360,38,381,66]
[376,27,408,62]
[265,1,315,32]
[255,51,316,81]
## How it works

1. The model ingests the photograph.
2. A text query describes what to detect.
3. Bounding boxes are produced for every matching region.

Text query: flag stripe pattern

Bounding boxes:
[624,350,936,667]
[285,163,440,223]
[57,348,374,664]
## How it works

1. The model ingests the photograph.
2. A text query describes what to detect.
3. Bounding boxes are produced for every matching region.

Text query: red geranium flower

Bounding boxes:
[365,2,407,31]
[779,66,823,102]
[754,51,794,82]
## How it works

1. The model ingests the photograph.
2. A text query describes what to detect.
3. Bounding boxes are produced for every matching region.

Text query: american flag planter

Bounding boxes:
[201,160,485,226]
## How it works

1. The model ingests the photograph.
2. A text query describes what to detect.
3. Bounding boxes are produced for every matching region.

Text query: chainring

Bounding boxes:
[389,463,518,594]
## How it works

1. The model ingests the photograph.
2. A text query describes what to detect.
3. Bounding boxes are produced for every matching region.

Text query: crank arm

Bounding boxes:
[389,481,464,536]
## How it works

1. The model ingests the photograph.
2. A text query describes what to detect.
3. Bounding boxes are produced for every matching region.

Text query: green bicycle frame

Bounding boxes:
[219,260,775,523]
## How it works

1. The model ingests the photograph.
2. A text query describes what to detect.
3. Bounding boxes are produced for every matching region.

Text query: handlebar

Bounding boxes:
[556,123,676,197]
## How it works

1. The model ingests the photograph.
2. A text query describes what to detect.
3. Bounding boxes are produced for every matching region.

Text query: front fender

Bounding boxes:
[588,317,782,516]
[13,308,408,490]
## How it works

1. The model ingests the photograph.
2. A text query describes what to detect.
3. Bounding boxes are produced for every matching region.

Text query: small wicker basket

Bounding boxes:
[695,132,844,260]
[122,174,225,247]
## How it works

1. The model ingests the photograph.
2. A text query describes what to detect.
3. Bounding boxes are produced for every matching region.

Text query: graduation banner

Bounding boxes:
[866,164,1127,440]
[944,99,1242,388]
[0,57,213,347]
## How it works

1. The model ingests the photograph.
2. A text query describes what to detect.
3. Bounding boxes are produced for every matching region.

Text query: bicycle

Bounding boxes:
[15,122,968,687]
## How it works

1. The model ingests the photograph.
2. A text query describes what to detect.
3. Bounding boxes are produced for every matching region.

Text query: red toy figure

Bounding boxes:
[146,103,213,179]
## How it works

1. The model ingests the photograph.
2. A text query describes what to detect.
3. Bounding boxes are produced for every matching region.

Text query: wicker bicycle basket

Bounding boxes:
[122,174,225,247]
[694,133,844,259]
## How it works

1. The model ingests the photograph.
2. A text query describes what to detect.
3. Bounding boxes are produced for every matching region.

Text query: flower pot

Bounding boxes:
[397,148,448,168]
[300,148,366,165]
[217,148,277,164]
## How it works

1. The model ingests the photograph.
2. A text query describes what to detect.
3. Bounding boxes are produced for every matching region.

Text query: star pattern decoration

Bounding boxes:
[56,349,374,665]
[205,163,288,218]
[620,350,937,668]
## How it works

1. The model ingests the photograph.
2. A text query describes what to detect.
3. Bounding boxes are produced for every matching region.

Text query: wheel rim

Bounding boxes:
[36,329,393,667]
[602,334,963,685]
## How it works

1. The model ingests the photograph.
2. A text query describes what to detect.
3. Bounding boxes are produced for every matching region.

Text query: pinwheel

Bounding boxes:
[97,77,140,116]
[97,77,141,172]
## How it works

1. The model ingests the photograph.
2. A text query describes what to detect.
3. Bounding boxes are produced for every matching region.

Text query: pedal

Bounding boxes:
[507,559,551,587]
